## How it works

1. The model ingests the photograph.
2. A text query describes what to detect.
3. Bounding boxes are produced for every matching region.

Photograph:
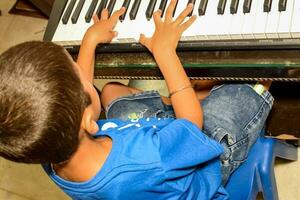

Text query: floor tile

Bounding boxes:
[0,188,31,200]
[0,158,69,200]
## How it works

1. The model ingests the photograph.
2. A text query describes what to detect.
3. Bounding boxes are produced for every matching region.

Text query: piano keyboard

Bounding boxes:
[44,0,300,52]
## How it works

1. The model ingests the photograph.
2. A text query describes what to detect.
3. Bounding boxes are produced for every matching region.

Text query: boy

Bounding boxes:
[0,0,273,199]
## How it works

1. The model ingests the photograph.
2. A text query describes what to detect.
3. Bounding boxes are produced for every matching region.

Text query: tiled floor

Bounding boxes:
[0,0,300,199]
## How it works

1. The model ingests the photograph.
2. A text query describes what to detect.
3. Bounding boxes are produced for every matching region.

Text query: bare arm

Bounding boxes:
[140,0,202,128]
[77,8,125,83]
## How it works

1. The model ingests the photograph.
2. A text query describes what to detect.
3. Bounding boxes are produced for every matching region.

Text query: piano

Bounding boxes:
[44,0,300,51]
[44,0,300,81]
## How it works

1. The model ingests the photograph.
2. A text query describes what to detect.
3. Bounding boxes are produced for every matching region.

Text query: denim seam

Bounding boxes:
[229,135,249,152]
[243,100,269,133]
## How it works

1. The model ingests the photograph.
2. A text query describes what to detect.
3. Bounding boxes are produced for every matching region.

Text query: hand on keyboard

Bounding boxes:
[139,0,196,55]
[84,7,125,45]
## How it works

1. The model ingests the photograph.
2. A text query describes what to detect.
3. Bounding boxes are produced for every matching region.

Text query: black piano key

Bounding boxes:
[172,0,178,17]
[119,0,131,21]
[187,0,196,17]
[146,0,157,20]
[96,0,109,17]
[130,0,141,20]
[278,0,287,11]
[62,0,77,24]
[263,0,272,12]
[107,0,117,17]
[217,0,227,15]
[243,0,252,13]
[85,0,98,22]
[159,0,168,17]
[230,0,239,14]
[71,0,85,24]
[198,0,208,16]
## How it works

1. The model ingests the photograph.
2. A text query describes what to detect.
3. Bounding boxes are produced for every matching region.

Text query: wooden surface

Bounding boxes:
[9,0,54,18]
[29,0,54,17]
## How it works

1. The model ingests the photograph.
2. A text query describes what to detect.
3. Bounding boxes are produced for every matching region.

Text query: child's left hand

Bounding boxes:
[84,8,125,45]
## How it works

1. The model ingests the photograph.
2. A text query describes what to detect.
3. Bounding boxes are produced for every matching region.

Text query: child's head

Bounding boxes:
[0,41,92,164]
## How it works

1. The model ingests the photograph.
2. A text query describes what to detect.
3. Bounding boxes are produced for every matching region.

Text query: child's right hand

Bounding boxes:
[139,0,196,56]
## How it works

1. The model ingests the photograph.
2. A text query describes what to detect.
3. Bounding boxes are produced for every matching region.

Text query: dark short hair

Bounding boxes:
[0,41,91,164]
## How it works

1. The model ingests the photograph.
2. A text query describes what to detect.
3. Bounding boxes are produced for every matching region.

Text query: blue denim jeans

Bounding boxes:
[105,84,274,184]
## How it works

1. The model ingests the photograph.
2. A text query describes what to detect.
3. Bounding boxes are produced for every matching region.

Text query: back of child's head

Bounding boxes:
[0,41,91,164]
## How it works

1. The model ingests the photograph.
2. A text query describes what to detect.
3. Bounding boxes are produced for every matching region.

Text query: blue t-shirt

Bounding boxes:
[43,118,229,199]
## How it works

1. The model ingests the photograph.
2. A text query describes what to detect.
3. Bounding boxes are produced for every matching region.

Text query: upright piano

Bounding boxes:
[44,0,300,138]
[44,0,300,81]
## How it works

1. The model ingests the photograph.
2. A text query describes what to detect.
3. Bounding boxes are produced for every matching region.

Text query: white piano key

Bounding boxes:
[229,0,245,39]
[177,0,199,41]
[148,0,162,38]
[122,0,137,41]
[65,0,86,45]
[291,0,300,38]
[198,0,217,40]
[265,0,280,38]
[277,0,294,38]
[206,0,223,40]
[68,0,93,44]
[241,0,258,39]
[129,0,150,41]
[113,0,133,41]
[53,0,77,43]
[217,0,232,40]
[252,0,268,39]
[117,0,159,42]
[183,0,203,39]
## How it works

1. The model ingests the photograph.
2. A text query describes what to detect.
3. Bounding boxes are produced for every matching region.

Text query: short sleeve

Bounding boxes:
[155,119,224,179]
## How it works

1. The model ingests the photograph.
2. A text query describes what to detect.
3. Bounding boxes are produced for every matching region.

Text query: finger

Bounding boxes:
[110,7,126,24]
[101,8,109,20]
[111,31,118,38]
[92,14,100,23]
[165,0,177,22]
[139,34,151,50]
[102,31,118,43]
[180,15,196,32]
[107,31,118,41]
[153,10,163,27]
[174,3,194,26]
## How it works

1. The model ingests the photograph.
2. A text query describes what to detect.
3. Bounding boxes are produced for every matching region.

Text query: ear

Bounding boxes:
[81,106,99,135]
